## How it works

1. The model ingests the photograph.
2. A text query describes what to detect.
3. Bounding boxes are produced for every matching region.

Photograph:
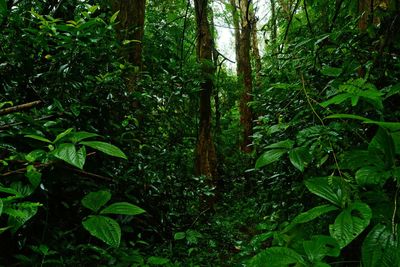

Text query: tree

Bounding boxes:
[231,0,253,153]
[194,0,218,181]
[111,0,146,92]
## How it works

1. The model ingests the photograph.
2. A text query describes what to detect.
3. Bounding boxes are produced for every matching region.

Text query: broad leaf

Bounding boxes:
[100,202,145,216]
[248,247,305,267]
[288,147,311,172]
[53,128,73,143]
[0,198,3,216]
[81,190,111,212]
[69,131,99,143]
[265,139,294,150]
[109,10,119,23]
[53,143,86,169]
[80,141,127,159]
[305,177,346,207]
[287,204,338,230]
[329,202,372,248]
[82,215,121,247]
[24,134,52,143]
[362,224,400,267]
[355,166,390,186]
[5,203,41,233]
[303,235,340,262]
[255,149,287,169]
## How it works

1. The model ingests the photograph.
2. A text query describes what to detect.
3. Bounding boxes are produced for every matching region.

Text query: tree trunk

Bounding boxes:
[250,7,262,87]
[111,0,146,92]
[358,0,372,31]
[194,0,218,182]
[229,0,241,72]
[238,0,254,153]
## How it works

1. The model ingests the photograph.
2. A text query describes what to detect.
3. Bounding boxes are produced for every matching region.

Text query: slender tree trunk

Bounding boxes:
[250,7,262,86]
[194,0,218,182]
[111,0,146,92]
[238,0,253,153]
[229,0,241,72]
[358,0,372,31]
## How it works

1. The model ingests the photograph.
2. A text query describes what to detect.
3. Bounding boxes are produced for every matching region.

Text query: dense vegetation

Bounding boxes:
[1,0,400,266]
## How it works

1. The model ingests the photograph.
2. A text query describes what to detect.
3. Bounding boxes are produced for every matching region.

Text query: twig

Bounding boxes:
[0,115,56,130]
[62,166,114,181]
[392,185,399,235]
[0,100,42,116]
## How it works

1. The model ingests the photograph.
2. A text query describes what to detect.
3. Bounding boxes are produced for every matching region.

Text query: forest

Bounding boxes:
[0,0,400,266]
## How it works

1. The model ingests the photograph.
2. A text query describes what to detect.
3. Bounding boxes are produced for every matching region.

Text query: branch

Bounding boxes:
[0,100,42,116]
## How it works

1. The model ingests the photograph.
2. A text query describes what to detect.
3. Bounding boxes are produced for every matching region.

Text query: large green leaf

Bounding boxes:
[362,224,400,267]
[147,256,170,265]
[100,202,145,216]
[305,177,347,207]
[303,235,340,262]
[53,143,86,169]
[0,198,3,216]
[81,190,111,212]
[69,131,99,143]
[82,215,121,247]
[265,139,294,150]
[80,141,127,159]
[248,247,305,267]
[288,147,311,172]
[24,134,52,143]
[255,149,287,169]
[286,204,338,231]
[355,166,390,186]
[329,202,372,248]
[4,202,41,233]
[53,128,73,143]
[369,128,395,168]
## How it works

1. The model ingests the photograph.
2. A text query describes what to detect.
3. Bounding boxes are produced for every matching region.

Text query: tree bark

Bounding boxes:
[238,0,254,153]
[111,0,146,92]
[194,0,218,182]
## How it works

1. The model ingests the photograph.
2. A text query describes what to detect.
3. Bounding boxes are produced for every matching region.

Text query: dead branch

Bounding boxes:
[0,100,42,116]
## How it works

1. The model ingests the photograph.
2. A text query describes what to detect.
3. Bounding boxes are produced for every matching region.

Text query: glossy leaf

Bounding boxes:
[265,139,294,149]
[303,235,340,262]
[355,166,390,186]
[248,247,305,267]
[24,134,52,143]
[82,215,121,247]
[81,190,111,212]
[147,256,170,265]
[255,149,287,169]
[305,177,346,207]
[288,147,311,172]
[53,128,73,143]
[53,143,86,169]
[100,202,145,216]
[362,224,400,267]
[69,131,99,143]
[329,202,372,248]
[287,204,338,230]
[321,66,342,77]
[80,141,127,159]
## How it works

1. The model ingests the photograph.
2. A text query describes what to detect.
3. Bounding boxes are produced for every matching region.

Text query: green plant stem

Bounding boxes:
[300,73,342,177]
[392,185,399,235]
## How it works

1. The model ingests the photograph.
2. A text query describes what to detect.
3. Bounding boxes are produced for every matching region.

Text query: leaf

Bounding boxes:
[80,141,127,159]
[25,165,42,188]
[53,128,73,143]
[82,215,121,247]
[248,247,305,267]
[303,235,340,262]
[320,94,351,108]
[174,232,186,240]
[355,166,390,186]
[100,202,145,216]
[369,128,396,168]
[109,10,119,23]
[53,143,86,169]
[24,134,52,143]
[321,66,342,77]
[25,149,46,162]
[81,190,111,212]
[69,131,99,143]
[147,256,170,265]
[255,149,287,169]
[329,202,372,248]
[325,114,400,132]
[5,203,40,233]
[265,139,294,149]
[289,204,338,228]
[362,224,400,267]
[0,198,3,216]
[288,147,311,172]
[305,177,346,207]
